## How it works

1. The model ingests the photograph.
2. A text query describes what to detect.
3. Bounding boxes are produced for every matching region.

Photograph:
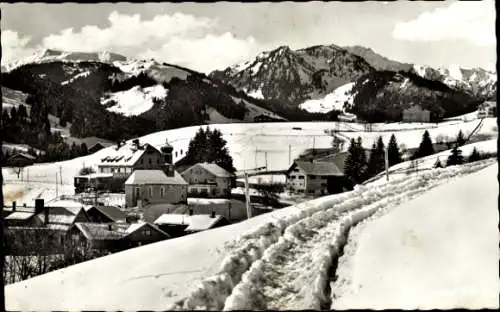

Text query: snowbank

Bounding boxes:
[331,161,499,309]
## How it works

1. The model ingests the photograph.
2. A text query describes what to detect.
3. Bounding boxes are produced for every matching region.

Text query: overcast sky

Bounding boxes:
[1,1,496,74]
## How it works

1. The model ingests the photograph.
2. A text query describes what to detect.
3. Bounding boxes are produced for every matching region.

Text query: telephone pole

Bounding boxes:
[244,172,252,219]
[265,152,268,169]
[288,144,291,164]
[385,146,389,182]
[59,166,63,186]
[55,172,59,198]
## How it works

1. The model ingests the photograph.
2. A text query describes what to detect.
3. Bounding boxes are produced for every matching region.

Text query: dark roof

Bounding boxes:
[9,152,36,160]
[89,206,126,222]
[290,160,344,176]
[74,223,127,241]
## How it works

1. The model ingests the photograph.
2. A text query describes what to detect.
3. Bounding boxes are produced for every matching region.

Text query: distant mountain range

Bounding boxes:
[210,44,496,120]
[1,44,496,147]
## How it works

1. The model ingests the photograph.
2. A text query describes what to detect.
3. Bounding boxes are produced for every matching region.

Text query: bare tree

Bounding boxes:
[10,166,24,180]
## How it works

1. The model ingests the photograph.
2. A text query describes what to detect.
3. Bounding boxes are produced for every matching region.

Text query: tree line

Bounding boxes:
[343,129,494,185]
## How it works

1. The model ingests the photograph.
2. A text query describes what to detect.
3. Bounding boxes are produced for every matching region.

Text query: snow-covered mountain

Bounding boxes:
[1,49,128,72]
[210,44,375,107]
[412,64,497,100]
[211,44,496,117]
[1,49,285,145]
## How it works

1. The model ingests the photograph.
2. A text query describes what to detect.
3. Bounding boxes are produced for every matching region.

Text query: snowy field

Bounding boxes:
[5,159,496,311]
[331,162,499,309]
[1,119,496,204]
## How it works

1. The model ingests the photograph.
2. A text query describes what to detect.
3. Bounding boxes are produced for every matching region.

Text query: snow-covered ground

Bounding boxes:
[366,138,497,186]
[2,119,496,203]
[5,159,495,311]
[298,82,355,114]
[331,162,499,309]
[101,84,168,117]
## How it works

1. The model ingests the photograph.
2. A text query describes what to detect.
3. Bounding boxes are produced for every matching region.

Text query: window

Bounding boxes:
[135,187,140,197]
[308,190,315,194]
[148,158,152,165]
[140,159,144,164]
[321,183,327,187]
[157,158,160,164]
[290,176,296,180]
[100,168,104,173]
[143,229,152,236]
[309,175,316,180]
[111,168,115,173]
[117,168,121,173]
[298,176,304,180]
[160,187,165,197]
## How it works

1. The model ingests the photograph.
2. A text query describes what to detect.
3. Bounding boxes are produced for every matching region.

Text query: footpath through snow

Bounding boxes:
[5,159,496,311]
[331,162,499,310]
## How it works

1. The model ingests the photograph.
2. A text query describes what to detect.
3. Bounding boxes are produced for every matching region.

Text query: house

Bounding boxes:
[477,101,496,119]
[154,211,230,237]
[88,142,114,154]
[97,139,172,178]
[402,105,431,123]
[84,205,126,223]
[125,169,188,208]
[7,152,36,167]
[71,221,169,251]
[3,199,91,255]
[4,199,90,229]
[286,159,348,196]
[181,163,235,198]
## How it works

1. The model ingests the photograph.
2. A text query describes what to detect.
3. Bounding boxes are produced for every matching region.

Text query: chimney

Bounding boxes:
[44,206,49,226]
[35,199,44,214]
[12,201,16,212]
[189,209,194,216]
[210,211,216,218]
[164,164,175,177]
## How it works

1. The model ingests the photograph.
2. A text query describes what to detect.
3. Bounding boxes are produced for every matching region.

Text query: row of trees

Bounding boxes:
[343,134,403,185]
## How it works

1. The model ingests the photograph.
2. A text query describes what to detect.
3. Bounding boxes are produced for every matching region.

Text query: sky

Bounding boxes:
[1,1,496,74]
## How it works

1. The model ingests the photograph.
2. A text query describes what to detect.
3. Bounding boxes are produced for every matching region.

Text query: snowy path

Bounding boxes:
[331,162,499,309]
[172,159,496,311]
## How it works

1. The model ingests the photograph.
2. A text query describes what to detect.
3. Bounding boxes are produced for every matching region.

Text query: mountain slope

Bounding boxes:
[210,44,375,107]
[1,50,286,145]
[212,44,495,119]
[343,45,413,72]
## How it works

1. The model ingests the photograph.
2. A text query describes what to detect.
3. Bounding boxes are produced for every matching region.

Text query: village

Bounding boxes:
[2,98,497,284]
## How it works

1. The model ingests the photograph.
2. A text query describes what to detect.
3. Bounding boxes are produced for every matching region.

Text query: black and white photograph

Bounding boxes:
[0,0,498,310]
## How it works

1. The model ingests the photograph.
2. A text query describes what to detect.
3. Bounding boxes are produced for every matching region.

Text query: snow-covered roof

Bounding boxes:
[74,223,127,241]
[124,221,169,238]
[154,214,225,231]
[98,143,161,167]
[183,163,234,178]
[5,211,35,220]
[74,173,114,179]
[125,170,188,185]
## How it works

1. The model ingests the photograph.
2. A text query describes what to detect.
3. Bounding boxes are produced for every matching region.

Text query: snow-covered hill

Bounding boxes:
[101,84,168,117]
[5,159,496,311]
[298,82,355,113]
[331,162,499,309]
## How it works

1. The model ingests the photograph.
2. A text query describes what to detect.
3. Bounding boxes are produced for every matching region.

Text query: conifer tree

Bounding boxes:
[365,136,385,179]
[446,146,464,166]
[387,134,402,166]
[467,147,481,163]
[456,130,466,146]
[414,130,434,159]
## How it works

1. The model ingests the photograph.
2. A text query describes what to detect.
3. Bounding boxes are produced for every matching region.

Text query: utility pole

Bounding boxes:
[385,146,389,182]
[255,147,258,167]
[55,172,59,198]
[59,166,63,186]
[288,144,291,165]
[312,136,316,153]
[265,152,268,169]
[244,172,252,219]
